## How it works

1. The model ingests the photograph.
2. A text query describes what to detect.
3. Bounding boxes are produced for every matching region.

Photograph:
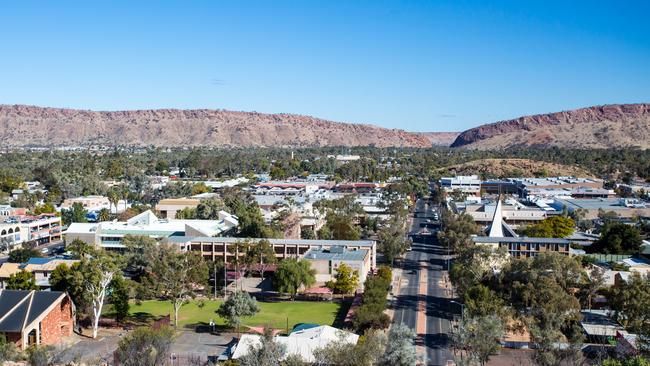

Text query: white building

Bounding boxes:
[65,209,238,249]
[231,325,358,363]
[440,175,481,196]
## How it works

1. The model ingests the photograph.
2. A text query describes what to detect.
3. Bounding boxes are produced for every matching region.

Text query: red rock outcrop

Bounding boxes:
[0,105,432,148]
[451,104,650,149]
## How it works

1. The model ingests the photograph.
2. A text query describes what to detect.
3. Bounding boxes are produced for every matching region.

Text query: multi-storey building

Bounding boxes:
[473,200,571,258]
[165,236,377,271]
[440,175,481,197]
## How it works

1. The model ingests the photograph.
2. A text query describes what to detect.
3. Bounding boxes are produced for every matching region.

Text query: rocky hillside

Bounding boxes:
[452,104,650,149]
[440,158,594,179]
[0,105,432,148]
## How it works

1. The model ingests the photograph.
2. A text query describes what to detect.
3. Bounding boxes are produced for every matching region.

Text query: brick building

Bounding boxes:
[0,290,74,349]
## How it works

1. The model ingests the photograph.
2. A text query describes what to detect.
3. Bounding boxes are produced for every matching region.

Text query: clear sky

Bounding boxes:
[1,1,649,132]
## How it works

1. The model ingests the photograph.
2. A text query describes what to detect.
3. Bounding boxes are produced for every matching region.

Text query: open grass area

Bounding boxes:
[105,299,344,330]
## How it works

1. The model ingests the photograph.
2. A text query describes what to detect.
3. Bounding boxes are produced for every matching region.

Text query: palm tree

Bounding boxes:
[107,188,119,214]
[98,208,111,222]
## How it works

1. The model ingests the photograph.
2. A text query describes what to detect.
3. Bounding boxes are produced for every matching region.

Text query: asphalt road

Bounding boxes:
[393,198,455,366]
[0,240,65,264]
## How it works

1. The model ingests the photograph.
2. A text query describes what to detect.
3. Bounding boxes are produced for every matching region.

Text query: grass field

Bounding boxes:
[105,299,344,330]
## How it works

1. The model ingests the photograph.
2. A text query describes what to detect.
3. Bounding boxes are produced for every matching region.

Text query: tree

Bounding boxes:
[79,253,118,338]
[98,208,111,222]
[325,263,359,294]
[379,323,418,366]
[313,329,386,366]
[274,258,316,300]
[61,202,88,226]
[114,326,175,366]
[66,238,95,259]
[239,327,285,366]
[49,263,73,292]
[107,187,120,214]
[122,235,157,278]
[8,248,41,263]
[216,291,260,332]
[196,198,225,219]
[191,182,212,195]
[607,272,650,345]
[354,275,391,332]
[378,217,409,266]
[588,222,642,254]
[111,274,131,324]
[522,216,575,238]
[437,212,480,253]
[245,239,277,282]
[580,266,605,310]
[451,315,504,366]
[463,284,507,320]
[147,244,208,327]
[6,270,38,290]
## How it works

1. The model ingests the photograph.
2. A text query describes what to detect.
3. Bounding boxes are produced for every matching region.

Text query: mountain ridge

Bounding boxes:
[0,104,434,148]
[451,103,650,149]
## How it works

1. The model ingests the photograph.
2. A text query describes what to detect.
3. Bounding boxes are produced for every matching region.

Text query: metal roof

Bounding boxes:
[303,248,369,261]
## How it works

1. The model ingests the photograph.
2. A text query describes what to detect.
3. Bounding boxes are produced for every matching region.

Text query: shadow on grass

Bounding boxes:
[332,298,353,328]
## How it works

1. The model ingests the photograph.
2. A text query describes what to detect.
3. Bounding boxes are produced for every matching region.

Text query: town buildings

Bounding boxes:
[1,214,62,251]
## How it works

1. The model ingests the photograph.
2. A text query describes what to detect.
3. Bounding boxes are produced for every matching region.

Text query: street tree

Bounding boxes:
[378,323,418,366]
[325,263,359,295]
[274,258,316,300]
[216,291,260,332]
[378,216,409,266]
[451,314,504,366]
[147,243,208,327]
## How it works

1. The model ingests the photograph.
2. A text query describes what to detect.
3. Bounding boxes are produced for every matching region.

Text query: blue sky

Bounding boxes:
[0,1,648,131]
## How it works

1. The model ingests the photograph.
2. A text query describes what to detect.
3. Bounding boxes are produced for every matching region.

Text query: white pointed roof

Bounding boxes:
[488,199,504,238]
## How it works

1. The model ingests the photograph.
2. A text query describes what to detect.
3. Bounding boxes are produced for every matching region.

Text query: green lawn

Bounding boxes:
[105,299,343,330]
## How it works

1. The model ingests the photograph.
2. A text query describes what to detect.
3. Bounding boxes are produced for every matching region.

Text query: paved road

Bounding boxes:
[393,198,455,366]
[0,240,65,264]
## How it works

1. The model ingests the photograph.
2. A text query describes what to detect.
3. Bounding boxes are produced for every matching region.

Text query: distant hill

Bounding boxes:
[452,104,650,149]
[0,105,432,148]
[440,158,595,178]
[417,132,460,146]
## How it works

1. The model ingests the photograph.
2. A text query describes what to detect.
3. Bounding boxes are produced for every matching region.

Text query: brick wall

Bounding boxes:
[39,296,73,346]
